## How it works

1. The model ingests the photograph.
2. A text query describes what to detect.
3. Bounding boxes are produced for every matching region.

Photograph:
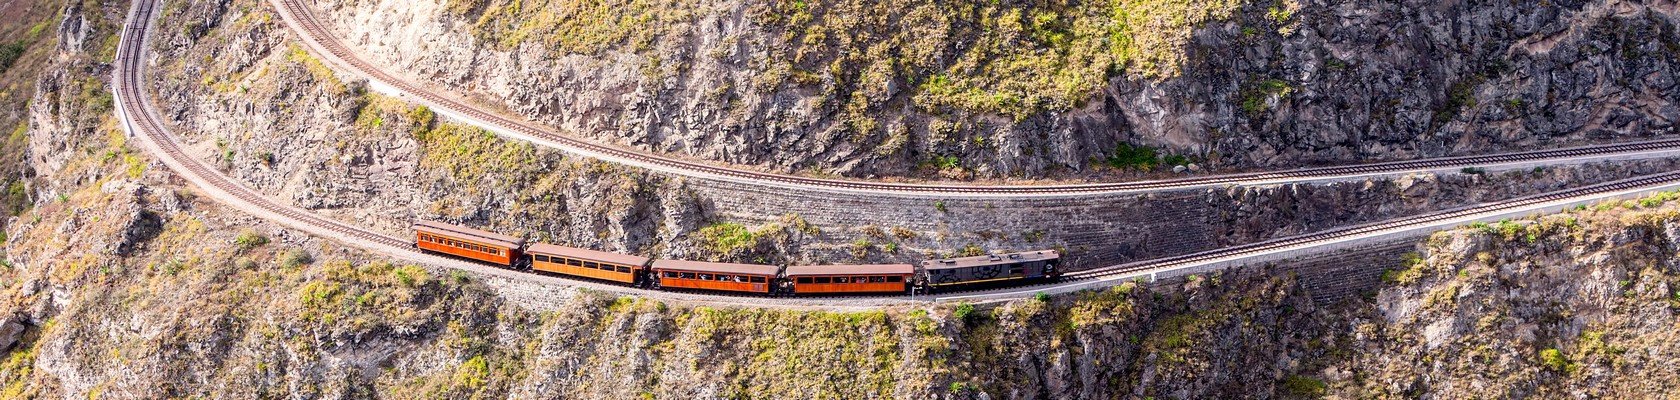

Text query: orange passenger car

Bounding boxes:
[526,243,650,284]
[412,220,525,265]
[784,264,914,294]
[650,260,778,293]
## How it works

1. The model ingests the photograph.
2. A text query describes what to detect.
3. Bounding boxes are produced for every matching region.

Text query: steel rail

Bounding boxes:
[270,0,1680,198]
[930,170,1680,301]
[109,0,1680,307]
[115,1,409,249]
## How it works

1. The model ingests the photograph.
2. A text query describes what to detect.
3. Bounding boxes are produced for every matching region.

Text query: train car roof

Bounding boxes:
[412,220,525,248]
[920,250,1060,270]
[526,243,650,266]
[785,264,915,276]
[651,259,780,276]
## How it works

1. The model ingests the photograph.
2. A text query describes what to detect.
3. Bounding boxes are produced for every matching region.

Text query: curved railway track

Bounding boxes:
[271,0,1680,198]
[116,1,408,250]
[111,0,1680,307]
[930,170,1680,301]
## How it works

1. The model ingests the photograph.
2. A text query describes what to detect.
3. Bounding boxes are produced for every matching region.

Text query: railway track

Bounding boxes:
[270,0,1680,198]
[115,1,407,249]
[930,170,1680,301]
[111,0,1680,307]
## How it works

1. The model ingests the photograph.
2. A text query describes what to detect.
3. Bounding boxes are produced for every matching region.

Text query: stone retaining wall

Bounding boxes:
[689,157,1680,270]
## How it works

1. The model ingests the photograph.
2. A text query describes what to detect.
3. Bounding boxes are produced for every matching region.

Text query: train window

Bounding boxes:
[680,272,695,279]
[834,277,849,284]
[583,262,599,269]
[567,258,582,267]
[735,275,748,283]
[698,273,713,281]
[886,276,902,282]
[855,276,868,283]
[815,277,831,284]
[662,271,677,278]
[616,266,631,273]
[870,276,886,283]
[797,277,813,284]
[751,276,766,283]
[534,255,548,263]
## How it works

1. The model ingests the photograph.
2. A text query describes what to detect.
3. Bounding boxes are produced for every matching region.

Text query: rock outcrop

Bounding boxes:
[8,1,1680,398]
[309,0,1678,179]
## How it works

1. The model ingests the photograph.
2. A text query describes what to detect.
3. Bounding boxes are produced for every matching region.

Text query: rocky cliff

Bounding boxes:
[6,0,1680,399]
[138,0,1680,270]
[311,0,1679,179]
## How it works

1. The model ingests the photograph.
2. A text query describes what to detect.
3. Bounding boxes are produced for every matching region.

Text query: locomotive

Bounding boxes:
[412,220,1061,295]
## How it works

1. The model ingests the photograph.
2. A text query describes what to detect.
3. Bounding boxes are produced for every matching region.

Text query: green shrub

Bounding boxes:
[394,265,429,287]
[1381,255,1427,286]
[850,238,872,259]
[698,222,759,254]
[277,248,313,269]
[1434,77,1484,125]
[0,41,27,74]
[953,302,975,323]
[1538,348,1573,373]
[1280,375,1326,397]
[1240,78,1294,115]
[1105,143,1159,171]
[234,230,269,251]
[453,355,490,390]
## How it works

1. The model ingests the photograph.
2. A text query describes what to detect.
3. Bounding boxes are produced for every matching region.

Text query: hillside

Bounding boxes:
[312,0,1680,179]
[2,0,1680,399]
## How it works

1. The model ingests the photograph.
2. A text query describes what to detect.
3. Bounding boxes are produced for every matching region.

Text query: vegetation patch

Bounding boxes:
[697,222,759,255]
[1240,78,1294,115]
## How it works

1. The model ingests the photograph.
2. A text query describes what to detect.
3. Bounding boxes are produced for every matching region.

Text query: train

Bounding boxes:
[412,220,1061,296]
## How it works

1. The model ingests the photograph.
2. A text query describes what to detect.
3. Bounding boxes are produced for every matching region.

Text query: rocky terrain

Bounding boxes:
[310,0,1679,180]
[137,0,1680,270]
[3,0,1680,399]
